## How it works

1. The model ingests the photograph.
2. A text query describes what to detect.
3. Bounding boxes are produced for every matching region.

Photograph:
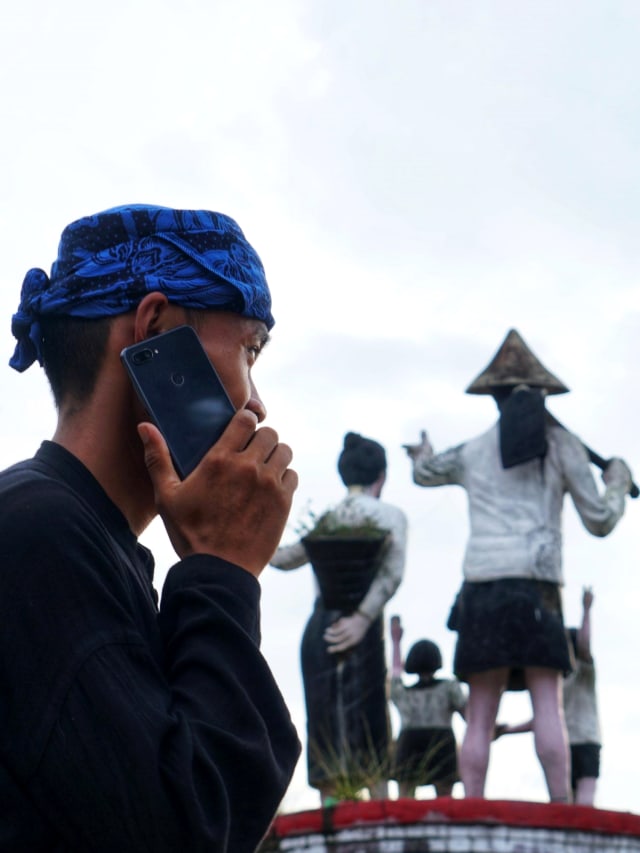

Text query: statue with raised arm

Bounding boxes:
[389,615,466,798]
[496,586,602,806]
[404,329,632,803]
[564,586,601,805]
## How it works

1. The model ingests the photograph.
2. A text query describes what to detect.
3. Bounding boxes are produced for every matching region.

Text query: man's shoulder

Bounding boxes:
[0,454,105,559]
[0,456,82,519]
[0,454,40,482]
[0,452,140,610]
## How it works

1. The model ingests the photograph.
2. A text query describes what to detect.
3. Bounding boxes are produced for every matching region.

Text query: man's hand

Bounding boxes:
[402,430,432,461]
[582,585,594,611]
[139,410,298,577]
[324,612,371,654]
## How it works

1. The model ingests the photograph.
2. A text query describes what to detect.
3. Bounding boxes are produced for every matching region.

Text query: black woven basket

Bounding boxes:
[302,533,388,612]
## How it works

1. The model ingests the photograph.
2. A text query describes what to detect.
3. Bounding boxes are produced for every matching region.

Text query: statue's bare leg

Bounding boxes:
[525,667,570,802]
[574,776,597,806]
[459,668,508,797]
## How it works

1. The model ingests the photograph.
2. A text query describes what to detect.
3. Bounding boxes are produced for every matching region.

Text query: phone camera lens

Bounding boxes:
[132,348,154,365]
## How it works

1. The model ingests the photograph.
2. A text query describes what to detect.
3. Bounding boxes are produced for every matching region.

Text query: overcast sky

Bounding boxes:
[1,0,639,814]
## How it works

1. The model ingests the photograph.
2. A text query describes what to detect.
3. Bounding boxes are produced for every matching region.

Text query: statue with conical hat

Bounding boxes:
[404,329,633,804]
[465,328,569,396]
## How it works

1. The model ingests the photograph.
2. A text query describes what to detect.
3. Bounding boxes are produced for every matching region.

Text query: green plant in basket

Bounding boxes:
[302,508,390,541]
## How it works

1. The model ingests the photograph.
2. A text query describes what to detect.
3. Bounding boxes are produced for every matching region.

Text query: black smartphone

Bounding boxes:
[120,325,236,479]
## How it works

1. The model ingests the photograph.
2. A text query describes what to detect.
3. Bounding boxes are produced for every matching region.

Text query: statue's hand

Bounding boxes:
[390,614,403,643]
[582,585,594,611]
[602,457,632,493]
[324,612,371,654]
[402,430,433,461]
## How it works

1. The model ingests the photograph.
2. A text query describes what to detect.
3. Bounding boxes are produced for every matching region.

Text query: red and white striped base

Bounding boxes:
[261,798,640,852]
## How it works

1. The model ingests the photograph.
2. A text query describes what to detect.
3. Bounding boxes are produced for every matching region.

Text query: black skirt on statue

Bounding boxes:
[450,577,572,691]
[301,601,389,790]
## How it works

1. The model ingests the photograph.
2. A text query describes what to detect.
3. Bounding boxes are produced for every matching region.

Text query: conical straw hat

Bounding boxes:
[466,329,569,395]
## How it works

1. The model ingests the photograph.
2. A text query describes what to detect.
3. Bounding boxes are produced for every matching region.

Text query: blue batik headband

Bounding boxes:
[10,204,274,372]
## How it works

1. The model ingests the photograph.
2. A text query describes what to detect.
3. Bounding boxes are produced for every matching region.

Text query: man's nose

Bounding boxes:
[246,381,266,423]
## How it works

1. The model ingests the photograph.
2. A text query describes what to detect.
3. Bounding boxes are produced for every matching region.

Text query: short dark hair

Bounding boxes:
[337,432,386,486]
[41,315,113,408]
[405,639,442,674]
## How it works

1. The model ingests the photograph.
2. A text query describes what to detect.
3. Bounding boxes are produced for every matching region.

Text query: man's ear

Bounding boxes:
[133,292,173,343]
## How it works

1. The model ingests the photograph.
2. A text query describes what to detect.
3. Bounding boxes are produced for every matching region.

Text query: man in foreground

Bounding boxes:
[0,205,300,851]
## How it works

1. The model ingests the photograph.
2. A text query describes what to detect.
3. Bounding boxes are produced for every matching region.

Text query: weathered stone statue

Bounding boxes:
[404,329,632,802]
[272,432,408,804]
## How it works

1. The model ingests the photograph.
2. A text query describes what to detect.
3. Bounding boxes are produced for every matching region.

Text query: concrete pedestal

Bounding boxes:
[261,798,640,852]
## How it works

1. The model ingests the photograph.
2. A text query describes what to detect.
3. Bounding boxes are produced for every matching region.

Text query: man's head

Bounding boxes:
[337,432,387,487]
[10,205,273,407]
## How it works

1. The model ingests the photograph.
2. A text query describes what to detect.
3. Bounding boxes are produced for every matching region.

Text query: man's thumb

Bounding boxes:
[137,423,177,486]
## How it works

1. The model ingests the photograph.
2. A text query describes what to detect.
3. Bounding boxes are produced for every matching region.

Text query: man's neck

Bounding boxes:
[52,398,155,537]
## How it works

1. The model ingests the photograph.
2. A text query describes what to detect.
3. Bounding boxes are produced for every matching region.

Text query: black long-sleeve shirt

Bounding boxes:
[0,441,300,852]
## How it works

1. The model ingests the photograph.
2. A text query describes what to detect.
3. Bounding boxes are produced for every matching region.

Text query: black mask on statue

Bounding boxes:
[498,386,548,469]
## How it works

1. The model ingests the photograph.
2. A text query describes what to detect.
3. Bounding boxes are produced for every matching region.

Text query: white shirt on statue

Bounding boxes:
[410,423,629,585]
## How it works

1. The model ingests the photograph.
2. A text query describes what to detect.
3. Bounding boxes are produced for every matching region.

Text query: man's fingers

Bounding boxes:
[138,423,180,493]
[244,425,288,462]
[264,440,295,474]
[282,467,299,492]
[214,409,259,452]
[139,410,298,573]
[209,411,294,472]
[232,421,297,485]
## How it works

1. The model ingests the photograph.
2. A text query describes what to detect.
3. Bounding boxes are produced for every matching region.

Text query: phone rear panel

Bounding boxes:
[121,326,235,478]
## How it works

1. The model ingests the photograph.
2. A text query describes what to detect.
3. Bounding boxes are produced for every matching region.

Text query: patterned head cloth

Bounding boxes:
[10,204,274,372]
